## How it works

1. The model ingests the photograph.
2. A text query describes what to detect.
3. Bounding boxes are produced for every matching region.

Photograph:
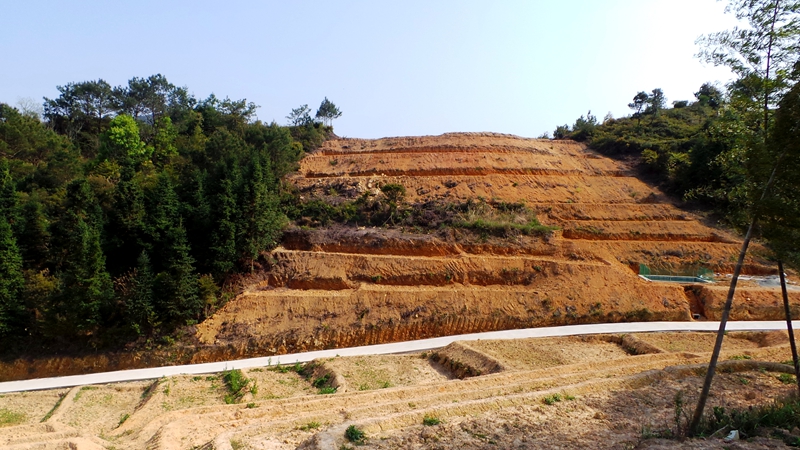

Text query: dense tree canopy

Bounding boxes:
[0,75,330,349]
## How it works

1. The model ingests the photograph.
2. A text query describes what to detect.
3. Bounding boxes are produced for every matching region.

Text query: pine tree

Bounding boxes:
[237,155,284,272]
[145,172,181,274]
[154,223,199,323]
[126,251,157,335]
[179,169,211,273]
[145,172,200,323]
[0,159,21,232]
[49,179,113,335]
[105,168,146,275]
[17,199,50,271]
[0,161,26,338]
[209,176,237,278]
[52,211,114,334]
[0,216,25,338]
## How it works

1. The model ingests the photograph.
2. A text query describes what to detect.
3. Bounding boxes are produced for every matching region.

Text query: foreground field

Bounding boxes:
[3,331,800,449]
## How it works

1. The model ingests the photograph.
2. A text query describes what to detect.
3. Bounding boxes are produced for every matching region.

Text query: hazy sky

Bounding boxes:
[2,0,740,139]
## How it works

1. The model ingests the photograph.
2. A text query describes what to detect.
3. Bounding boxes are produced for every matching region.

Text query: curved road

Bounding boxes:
[1,320,796,393]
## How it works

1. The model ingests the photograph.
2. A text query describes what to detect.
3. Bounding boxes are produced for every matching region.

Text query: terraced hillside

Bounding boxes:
[196,133,791,353]
[3,331,800,449]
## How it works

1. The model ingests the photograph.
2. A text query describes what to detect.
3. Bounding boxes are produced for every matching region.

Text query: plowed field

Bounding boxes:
[4,331,800,449]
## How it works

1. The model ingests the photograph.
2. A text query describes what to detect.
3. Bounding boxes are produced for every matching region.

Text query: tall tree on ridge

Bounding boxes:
[315,97,342,127]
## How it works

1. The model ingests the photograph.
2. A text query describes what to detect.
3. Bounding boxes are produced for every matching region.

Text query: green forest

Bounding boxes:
[0,74,336,351]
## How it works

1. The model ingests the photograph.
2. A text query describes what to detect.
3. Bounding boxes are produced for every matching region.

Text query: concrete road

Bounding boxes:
[1,320,796,393]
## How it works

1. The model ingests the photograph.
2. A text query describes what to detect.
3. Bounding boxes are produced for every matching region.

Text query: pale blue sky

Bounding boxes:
[2,0,739,139]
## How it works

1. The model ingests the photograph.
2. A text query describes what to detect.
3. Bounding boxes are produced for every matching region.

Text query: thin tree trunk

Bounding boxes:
[689,161,783,434]
[779,261,800,396]
[688,217,756,433]
[689,1,787,433]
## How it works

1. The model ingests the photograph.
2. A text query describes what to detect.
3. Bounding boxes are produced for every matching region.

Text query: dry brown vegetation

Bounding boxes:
[3,331,800,449]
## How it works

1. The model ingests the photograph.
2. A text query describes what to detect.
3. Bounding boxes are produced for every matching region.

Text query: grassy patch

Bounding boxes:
[73,385,98,402]
[695,396,800,442]
[0,408,25,427]
[271,362,304,374]
[40,393,66,422]
[222,369,251,404]
[118,413,130,426]
[451,200,555,238]
[778,373,796,385]
[423,415,441,426]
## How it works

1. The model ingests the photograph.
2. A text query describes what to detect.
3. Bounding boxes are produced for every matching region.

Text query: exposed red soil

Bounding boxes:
[1,132,796,383]
[197,133,791,353]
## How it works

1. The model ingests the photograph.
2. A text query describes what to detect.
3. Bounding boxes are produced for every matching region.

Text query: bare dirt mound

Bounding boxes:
[196,133,792,355]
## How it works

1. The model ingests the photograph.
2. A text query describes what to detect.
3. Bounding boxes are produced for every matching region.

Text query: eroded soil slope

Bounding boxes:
[3,133,796,383]
[197,133,793,352]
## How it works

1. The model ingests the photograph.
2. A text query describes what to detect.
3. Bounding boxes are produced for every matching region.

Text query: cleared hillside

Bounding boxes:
[2,133,797,383]
[196,133,790,352]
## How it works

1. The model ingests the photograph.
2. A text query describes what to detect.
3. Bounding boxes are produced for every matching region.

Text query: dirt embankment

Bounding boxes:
[1,133,795,382]
[194,134,788,356]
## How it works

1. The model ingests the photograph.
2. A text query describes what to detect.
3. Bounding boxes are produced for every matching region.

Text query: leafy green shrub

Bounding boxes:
[423,415,441,426]
[345,424,365,442]
[380,183,406,203]
[222,369,250,404]
[312,374,330,388]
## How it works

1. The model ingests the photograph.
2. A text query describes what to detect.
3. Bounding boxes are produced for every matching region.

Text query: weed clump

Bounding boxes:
[345,424,365,442]
[694,396,800,443]
[423,414,441,426]
[222,369,251,404]
[543,393,562,405]
[299,421,321,431]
